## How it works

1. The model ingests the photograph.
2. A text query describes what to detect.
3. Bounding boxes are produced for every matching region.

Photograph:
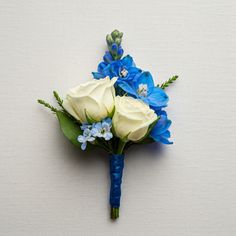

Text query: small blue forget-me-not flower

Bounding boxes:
[77,118,113,150]
[77,128,95,151]
[91,118,113,141]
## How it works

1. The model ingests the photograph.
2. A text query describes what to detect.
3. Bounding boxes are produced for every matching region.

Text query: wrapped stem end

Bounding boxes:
[111,207,119,220]
[109,153,124,220]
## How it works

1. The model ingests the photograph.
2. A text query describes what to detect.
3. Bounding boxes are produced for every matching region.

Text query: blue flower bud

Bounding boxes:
[111,43,118,52]
[111,30,119,39]
[106,34,113,45]
[117,47,124,56]
[115,38,121,46]
[103,51,113,63]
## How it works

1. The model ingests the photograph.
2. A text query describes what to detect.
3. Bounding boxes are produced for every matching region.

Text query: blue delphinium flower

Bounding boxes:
[118,71,169,110]
[77,128,95,150]
[91,118,113,140]
[92,55,141,85]
[150,111,173,144]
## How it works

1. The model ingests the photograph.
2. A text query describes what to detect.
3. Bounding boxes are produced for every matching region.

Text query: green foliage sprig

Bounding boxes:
[53,91,63,108]
[38,93,85,149]
[38,90,63,113]
[157,75,179,90]
[38,91,76,120]
[37,99,58,113]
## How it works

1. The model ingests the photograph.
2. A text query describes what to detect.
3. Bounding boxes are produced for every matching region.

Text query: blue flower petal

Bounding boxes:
[153,115,172,135]
[102,123,110,131]
[103,52,113,63]
[151,135,161,142]
[121,55,135,67]
[103,117,112,125]
[81,142,87,150]
[146,87,169,108]
[91,128,99,137]
[128,67,142,75]
[134,72,154,91]
[161,130,171,139]
[92,72,104,79]
[101,65,114,77]
[98,62,108,72]
[104,132,113,140]
[77,135,85,143]
[157,110,167,117]
[81,123,91,131]
[94,122,102,130]
[150,113,172,145]
[159,137,173,145]
[118,82,137,96]
[87,136,95,142]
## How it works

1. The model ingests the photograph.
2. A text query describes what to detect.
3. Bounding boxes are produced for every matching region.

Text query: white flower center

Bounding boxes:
[120,68,128,78]
[137,84,148,97]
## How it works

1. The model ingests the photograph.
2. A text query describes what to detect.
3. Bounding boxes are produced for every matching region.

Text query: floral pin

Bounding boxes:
[38,30,178,220]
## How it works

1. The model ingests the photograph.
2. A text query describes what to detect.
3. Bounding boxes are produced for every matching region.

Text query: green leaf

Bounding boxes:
[56,111,82,148]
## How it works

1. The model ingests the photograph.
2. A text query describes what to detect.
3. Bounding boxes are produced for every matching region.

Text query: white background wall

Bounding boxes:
[0,0,236,235]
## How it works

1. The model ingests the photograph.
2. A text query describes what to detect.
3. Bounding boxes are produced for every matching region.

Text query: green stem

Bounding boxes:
[94,140,111,153]
[116,140,126,155]
[108,140,114,153]
[111,207,119,220]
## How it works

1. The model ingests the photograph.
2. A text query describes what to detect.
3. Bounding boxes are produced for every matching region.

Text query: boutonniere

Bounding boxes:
[38,30,178,220]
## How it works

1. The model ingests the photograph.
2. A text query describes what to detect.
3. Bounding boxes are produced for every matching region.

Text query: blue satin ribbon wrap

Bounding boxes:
[109,154,124,208]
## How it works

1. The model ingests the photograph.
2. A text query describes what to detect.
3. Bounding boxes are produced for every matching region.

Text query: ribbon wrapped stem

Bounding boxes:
[109,154,124,220]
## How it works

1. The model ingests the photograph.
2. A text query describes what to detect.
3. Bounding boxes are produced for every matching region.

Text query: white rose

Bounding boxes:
[112,96,157,141]
[63,77,117,123]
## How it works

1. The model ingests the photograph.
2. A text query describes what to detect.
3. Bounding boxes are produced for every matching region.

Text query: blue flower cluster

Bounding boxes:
[93,52,173,144]
[150,111,173,144]
[93,55,141,86]
[77,118,113,150]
